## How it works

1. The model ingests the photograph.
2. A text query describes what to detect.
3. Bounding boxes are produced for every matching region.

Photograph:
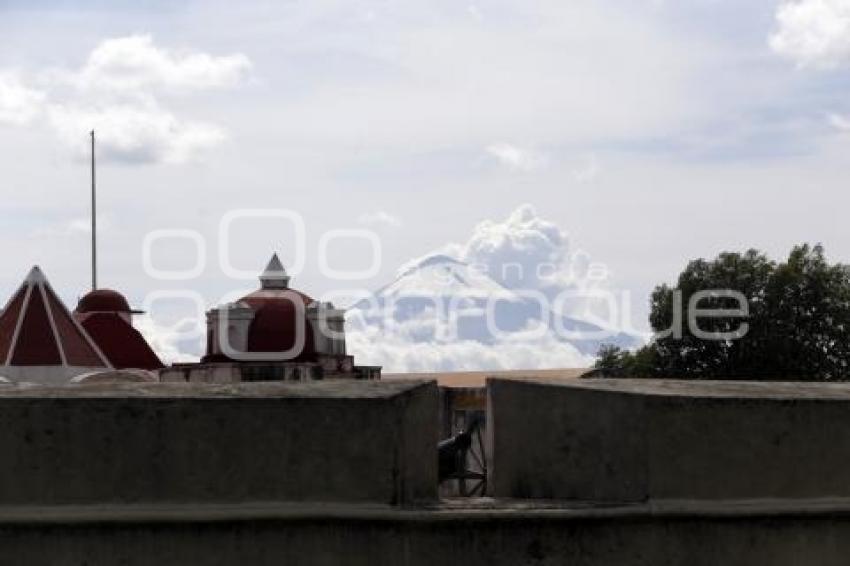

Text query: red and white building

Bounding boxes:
[0,267,162,384]
[0,255,377,384]
[161,254,381,383]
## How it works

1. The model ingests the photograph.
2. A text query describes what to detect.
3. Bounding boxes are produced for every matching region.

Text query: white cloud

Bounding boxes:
[348,325,592,373]
[357,210,402,228]
[0,72,45,125]
[485,143,547,172]
[48,100,226,164]
[0,35,249,163]
[135,315,200,364]
[74,34,251,93]
[770,0,850,68]
[390,204,608,312]
[459,204,601,295]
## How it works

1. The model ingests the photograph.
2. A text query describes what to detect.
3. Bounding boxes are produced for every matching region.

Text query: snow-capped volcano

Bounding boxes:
[345,205,642,373]
[348,253,639,363]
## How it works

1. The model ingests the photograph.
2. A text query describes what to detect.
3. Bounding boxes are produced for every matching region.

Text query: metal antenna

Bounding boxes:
[90,130,97,291]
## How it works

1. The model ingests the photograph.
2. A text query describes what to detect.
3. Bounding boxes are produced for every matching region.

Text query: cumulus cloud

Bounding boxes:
[485,143,547,172]
[357,210,402,228]
[348,328,592,373]
[48,100,226,164]
[459,204,604,296]
[390,204,610,315]
[73,35,251,93]
[0,35,250,163]
[770,0,850,68]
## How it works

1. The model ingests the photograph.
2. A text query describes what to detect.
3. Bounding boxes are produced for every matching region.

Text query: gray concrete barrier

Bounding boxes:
[488,377,850,502]
[2,499,850,565]
[0,380,438,505]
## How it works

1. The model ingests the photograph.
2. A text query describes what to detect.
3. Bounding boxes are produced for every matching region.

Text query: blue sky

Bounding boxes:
[0,0,848,366]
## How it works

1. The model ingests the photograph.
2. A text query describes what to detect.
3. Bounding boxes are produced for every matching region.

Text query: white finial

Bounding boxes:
[259,253,290,289]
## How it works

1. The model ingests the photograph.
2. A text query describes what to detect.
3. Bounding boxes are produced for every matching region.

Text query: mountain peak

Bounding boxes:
[376,252,515,300]
[396,253,468,279]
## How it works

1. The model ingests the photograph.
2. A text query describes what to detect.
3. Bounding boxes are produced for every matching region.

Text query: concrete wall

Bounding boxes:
[488,378,647,501]
[0,380,438,505]
[4,500,850,565]
[488,378,850,502]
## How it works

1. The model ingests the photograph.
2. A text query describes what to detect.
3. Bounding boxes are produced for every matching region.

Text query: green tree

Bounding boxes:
[763,244,850,380]
[649,249,775,379]
[589,344,657,378]
[591,244,850,381]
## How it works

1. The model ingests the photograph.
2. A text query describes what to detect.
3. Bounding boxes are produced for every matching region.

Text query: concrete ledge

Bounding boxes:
[523,377,850,400]
[6,497,850,525]
[5,499,850,565]
[0,380,421,398]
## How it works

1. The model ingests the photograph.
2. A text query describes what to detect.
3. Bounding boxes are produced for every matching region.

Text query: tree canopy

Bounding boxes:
[592,244,850,381]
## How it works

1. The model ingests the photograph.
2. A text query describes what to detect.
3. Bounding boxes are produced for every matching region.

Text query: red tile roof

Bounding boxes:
[0,286,27,364]
[11,284,62,365]
[76,312,164,371]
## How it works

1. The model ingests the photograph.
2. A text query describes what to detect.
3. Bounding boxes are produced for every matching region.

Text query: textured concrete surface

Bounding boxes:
[3,499,850,565]
[533,378,850,399]
[488,377,647,501]
[1,377,849,564]
[489,377,850,502]
[0,380,438,505]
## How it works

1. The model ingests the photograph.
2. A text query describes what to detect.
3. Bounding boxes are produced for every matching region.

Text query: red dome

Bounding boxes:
[201,286,318,363]
[239,288,314,310]
[76,289,132,314]
[246,297,316,361]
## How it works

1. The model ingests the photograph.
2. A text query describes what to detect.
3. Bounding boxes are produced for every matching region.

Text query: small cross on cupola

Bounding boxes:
[259,253,290,290]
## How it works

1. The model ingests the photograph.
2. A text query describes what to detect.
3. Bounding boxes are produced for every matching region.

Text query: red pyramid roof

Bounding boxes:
[76,312,164,371]
[0,267,110,370]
